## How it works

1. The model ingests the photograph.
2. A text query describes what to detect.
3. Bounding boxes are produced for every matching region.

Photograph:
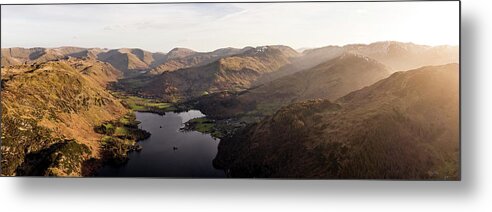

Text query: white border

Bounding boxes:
[2,0,491,212]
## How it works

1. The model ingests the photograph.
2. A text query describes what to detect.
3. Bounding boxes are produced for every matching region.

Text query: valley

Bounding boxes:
[1,41,459,179]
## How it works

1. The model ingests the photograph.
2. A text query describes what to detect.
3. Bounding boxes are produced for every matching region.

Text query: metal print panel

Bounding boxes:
[0,1,460,179]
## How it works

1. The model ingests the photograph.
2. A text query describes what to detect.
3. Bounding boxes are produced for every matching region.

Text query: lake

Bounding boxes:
[97,110,225,178]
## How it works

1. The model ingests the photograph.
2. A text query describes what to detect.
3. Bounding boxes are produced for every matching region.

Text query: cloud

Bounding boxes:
[1,2,459,52]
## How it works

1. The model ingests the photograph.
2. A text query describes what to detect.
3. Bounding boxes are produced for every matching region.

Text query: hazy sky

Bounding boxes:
[1,2,459,52]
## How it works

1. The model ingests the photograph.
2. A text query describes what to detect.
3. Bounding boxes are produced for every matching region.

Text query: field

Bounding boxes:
[112,92,176,114]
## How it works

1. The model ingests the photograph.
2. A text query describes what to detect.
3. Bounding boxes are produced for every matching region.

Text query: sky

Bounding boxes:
[1,1,459,53]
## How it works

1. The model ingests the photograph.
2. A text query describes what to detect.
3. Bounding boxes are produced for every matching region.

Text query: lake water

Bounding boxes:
[97,110,225,178]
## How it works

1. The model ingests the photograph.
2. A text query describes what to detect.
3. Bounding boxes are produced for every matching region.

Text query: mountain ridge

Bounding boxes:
[2,41,458,73]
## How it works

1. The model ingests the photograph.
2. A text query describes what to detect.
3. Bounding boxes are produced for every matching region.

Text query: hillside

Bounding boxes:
[253,45,345,85]
[196,53,391,121]
[165,47,196,60]
[213,64,459,179]
[65,57,123,87]
[1,59,129,176]
[118,45,300,102]
[96,48,167,77]
[1,47,81,66]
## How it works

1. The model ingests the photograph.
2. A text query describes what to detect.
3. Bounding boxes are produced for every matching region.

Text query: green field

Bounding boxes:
[111,92,176,114]
[184,117,224,138]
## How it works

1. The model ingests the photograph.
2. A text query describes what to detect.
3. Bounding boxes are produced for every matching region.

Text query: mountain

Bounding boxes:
[1,58,128,176]
[62,48,106,59]
[213,63,459,179]
[147,47,251,75]
[165,47,196,60]
[2,41,456,78]
[96,48,166,77]
[120,45,300,102]
[251,42,457,86]
[253,45,345,85]
[1,47,168,77]
[344,41,458,71]
[1,47,82,66]
[196,53,391,121]
[65,57,123,87]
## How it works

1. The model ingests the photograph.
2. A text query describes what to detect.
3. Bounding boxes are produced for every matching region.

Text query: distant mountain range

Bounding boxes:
[1,41,457,77]
[2,47,165,77]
